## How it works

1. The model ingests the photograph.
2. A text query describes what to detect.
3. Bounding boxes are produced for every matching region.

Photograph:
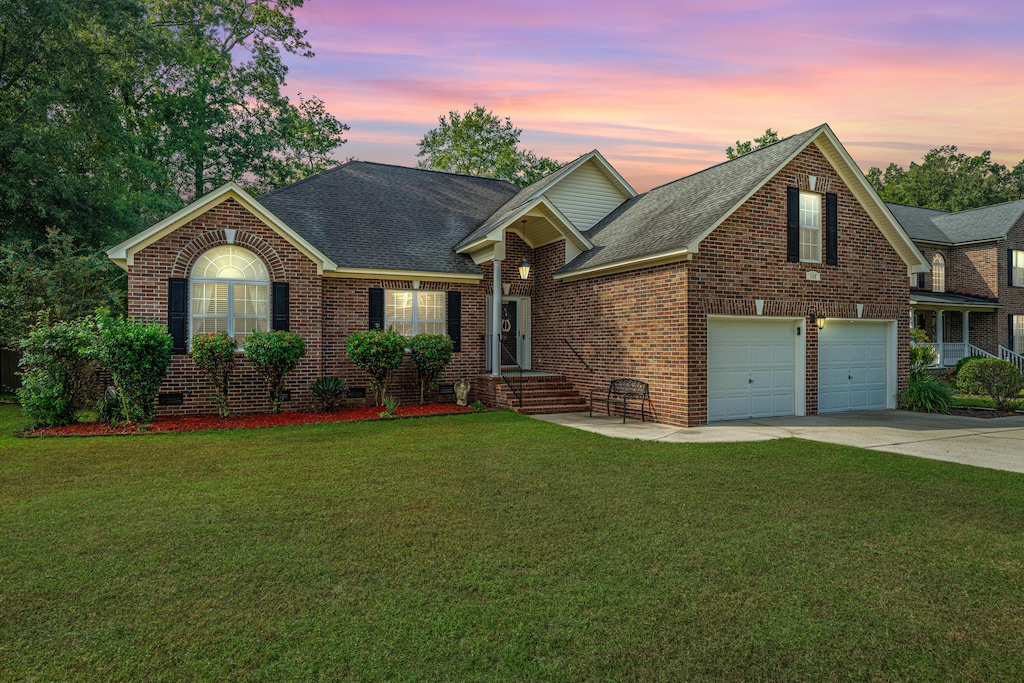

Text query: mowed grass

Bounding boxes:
[2,406,1024,681]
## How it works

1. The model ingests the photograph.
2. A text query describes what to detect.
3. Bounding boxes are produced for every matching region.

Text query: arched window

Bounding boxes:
[191,246,269,346]
[931,253,945,293]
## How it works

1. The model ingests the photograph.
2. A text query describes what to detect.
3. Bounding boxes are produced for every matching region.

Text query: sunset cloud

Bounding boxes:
[286,1,1024,191]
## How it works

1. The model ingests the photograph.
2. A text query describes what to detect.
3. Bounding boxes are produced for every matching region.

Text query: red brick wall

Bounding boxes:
[532,143,909,427]
[997,213,1024,351]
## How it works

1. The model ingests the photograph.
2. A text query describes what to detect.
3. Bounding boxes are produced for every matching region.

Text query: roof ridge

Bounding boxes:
[643,125,824,194]
[885,202,950,214]
[931,197,1024,218]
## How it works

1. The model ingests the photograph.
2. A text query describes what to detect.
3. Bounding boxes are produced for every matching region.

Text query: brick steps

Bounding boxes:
[493,374,588,415]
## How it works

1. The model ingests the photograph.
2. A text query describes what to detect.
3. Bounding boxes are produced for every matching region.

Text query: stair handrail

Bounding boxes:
[966,343,995,359]
[561,338,594,373]
[489,333,523,410]
[998,345,1024,374]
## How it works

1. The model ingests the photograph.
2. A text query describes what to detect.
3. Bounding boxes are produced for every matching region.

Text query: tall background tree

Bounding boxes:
[867,146,1024,212]
[417,105,560,187]
[0,0,347,349]
[726,128,780,159]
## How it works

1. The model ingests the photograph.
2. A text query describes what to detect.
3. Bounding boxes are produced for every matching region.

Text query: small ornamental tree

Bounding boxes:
[191,333,238,417]
[957,358,1024,414]
[346,327,406,405]
[17,315,98,428]
[91,312,173,424]
[409,333,454,405]
[242,330,307,414]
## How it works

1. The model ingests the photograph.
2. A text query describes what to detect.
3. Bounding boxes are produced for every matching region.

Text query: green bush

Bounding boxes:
[310,376,348,412]
[91,312,173,424]
[16,315,98,428]
[957,358,1024,415]
[379,395,399,418]
[191,333,238,417]
[953,354,984,379]
[242,330,307,414]
[908,327,936,378]
[346,327,407,405]
[897,373,953,413]
[408,334,454,405]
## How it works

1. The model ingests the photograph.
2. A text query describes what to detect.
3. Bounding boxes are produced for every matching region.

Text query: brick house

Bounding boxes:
[107,124,929,426]
[891,201,1024,368]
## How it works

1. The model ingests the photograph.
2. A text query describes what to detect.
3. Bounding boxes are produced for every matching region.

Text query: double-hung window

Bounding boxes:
[385,290,445,336]
[799,192,821,263]
[191,246,269,347]
[1011,250,1024,287]
[1014,315,1024,355]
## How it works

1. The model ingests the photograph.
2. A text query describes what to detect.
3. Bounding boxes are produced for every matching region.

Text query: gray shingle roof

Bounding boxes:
[558,126,824,274]
[258,162,518,274]
[455,151,596,249]
[888,200,1024,244]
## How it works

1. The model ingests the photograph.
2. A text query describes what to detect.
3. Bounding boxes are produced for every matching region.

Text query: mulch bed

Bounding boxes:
[23,403,475,437]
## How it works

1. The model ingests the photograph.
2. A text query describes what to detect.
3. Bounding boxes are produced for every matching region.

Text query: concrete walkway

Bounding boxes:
[531,410,1024,474]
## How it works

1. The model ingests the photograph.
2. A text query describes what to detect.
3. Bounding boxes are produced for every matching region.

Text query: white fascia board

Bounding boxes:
[812,127,930,274]
[323,268,482,283]
[106,182,338,274]
[554,247,692,282]
[459,197,593,256]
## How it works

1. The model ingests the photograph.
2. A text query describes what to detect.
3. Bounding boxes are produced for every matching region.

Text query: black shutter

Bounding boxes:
[168,278,188,354]
[369,288,385,330]
[1009,249,1015,287]
[447,290,462,352]
[786,186,800,262]
[272,282,290,331]
[917,273,925,289]
[825,192,838,265]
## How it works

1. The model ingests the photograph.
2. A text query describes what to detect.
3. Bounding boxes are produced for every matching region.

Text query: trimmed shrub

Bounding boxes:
[346,327,406,405]
[17,315,98,428]
[897,373,953,413]
[191,333,238,417]
[310,376,348,412]
[957,358,1024,414]
[953,354,984,379]
[408,334,454,405]
[242,330,307,414]
[91,313,173,424]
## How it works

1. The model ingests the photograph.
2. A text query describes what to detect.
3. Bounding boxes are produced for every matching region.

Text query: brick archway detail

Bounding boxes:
[173,230,286,281]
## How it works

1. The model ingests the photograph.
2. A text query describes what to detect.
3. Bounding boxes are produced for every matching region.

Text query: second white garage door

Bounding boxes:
[707,318,798,422]
[818,321,890,413]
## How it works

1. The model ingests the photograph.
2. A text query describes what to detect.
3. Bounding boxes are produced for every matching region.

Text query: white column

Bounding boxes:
[935,309,944,366]
[962,311,970,347]
[491,257,503,377]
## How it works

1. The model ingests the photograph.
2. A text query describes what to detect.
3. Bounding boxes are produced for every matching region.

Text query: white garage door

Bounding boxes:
[708,319,797,422]
[818,321,889,413]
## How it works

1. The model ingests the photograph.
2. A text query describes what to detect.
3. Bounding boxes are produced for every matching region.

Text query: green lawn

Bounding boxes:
[2,405,1024,680]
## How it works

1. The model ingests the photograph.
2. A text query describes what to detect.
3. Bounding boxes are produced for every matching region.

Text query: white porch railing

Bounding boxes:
[998,346,1024,374]
[914,342,994,367]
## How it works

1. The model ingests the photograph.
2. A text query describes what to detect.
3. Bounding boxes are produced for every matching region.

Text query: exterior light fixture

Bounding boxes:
[518,258,531,280]
[817,317,826,329]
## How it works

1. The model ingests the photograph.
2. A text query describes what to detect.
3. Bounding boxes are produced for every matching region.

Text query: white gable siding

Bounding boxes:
[544,163,628,230]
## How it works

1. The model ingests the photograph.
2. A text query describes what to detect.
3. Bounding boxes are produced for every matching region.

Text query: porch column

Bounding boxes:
[491,256,503,378]
[936,309,944,365]
[962,311,970,347]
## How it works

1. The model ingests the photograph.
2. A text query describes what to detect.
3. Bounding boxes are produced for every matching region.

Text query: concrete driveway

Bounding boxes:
[532,410,1024,474]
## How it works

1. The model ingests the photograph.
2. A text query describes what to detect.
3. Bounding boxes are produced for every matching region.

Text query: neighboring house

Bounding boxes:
[107,124,929,427]
[890,201,1024,367]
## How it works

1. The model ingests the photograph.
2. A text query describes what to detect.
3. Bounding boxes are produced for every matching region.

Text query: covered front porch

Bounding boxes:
[910,291,1001,367]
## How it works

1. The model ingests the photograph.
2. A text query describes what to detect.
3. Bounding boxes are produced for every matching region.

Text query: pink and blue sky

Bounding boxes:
[285,0,1024,192]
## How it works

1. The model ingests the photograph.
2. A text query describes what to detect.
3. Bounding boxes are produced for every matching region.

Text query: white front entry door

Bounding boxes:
[818,321,890,413]
[707,318,799,422]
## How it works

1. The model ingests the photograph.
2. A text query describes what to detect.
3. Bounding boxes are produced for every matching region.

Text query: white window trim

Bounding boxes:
[190,246,271,348]
[932,254,945,293]
[799,191,822,264]
[384,289,446,336]
[1013,315,1024,355]
[1012,250,1024,287]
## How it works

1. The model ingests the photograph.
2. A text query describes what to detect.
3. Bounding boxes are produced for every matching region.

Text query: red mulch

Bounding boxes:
[25,403,475,437]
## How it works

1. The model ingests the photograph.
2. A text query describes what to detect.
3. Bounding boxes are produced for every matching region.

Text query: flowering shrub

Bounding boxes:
[191,333,238,417]
[408,333,454,405]
[242,330,307,414]
[346,327,406,405]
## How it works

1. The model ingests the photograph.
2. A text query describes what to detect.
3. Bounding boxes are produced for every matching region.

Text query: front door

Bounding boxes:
[501,301,518,365]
